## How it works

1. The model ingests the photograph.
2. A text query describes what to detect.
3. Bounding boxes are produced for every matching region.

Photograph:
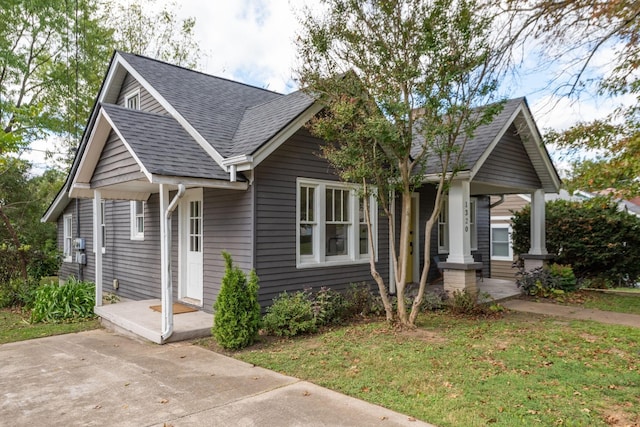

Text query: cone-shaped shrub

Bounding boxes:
[212,251,261,349]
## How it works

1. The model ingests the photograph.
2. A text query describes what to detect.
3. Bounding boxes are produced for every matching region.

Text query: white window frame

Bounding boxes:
[63,214,73,262]
[296,178,377,268]
[130,200,145,240]
[491,224,513,261]
[438,197,478,253]
[125,89,140,110]
[438,198,449,254]
[93,199,106,254]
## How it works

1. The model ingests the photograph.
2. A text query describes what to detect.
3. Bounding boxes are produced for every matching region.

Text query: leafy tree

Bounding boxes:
[212,251,261,350]
[511,196,640,286]
[296,0,506,326]
[0,157,62,281]
[502,0,640,196]
[105,0,201,69]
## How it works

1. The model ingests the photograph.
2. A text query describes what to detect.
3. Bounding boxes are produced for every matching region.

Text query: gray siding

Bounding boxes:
[116,72,167,115]
[201,187,253,311]
[254,128,390,307]
[474,124,542,190]
[58,196,162,301]
[91,131,142,186]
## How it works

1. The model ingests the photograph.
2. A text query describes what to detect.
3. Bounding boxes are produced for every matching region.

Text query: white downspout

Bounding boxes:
[161,184,186,343]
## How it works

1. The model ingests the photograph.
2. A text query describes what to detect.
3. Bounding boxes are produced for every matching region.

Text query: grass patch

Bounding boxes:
[0,308,100,344]
[199,311,640,426]
[557,291,640,315]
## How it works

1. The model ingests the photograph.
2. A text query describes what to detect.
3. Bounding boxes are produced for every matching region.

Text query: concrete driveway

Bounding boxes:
[0,330,432,426]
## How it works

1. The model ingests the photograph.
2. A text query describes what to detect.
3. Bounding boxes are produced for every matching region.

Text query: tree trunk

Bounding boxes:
[396,183,413,326]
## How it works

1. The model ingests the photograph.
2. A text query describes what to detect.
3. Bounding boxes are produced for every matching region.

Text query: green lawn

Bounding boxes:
[209,311,640,427]
[0,308,100,344]
[564,291,640,315]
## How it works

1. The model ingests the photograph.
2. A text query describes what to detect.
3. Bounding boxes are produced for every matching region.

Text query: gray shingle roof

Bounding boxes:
[229,90,315,157]
[413,97,525,174]
[119,52,289,157]
[101,103,232,181]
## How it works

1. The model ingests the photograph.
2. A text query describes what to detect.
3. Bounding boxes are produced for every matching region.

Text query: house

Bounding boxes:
[42,51,561,342]
[490,190,640,280]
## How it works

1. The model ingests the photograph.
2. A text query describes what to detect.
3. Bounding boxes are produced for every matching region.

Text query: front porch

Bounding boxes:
[96,278,520,344]
[95,299,213,344]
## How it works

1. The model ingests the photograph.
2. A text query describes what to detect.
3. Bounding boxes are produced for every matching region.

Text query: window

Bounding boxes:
[491,225,513,261]
[125,90,140,110]
[438,197,477,253]
[100,200,106,253]
[63,214,73,262]
[130,201,145,240]
[438,198,448,253]
[297,178,376,267]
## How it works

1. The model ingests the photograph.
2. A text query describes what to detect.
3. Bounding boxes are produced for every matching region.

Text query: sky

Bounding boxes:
[25,0,633,176]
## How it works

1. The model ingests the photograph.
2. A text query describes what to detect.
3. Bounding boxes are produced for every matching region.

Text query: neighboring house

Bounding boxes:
[42,52,561,335]
[489,189,639,280]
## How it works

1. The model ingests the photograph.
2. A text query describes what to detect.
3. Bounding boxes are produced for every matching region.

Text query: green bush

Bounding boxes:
[447,289,479,314]
[343,282,384,317]
[212,251,261,350]
[263,291,317,337]
[516,264,577,298]
[512,196,640,286]
[312,286,349,326]
[0,277,39,308]
[30,277,95,323]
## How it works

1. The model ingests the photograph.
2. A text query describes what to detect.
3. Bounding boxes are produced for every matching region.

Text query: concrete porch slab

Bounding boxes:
[95,299,213,344]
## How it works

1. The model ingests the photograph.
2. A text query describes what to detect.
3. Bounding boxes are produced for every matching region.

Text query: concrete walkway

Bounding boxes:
[0,330,434,427]
[502,299,640,328]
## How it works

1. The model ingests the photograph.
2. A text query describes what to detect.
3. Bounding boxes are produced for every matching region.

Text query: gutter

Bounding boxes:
[489,194,505,209]
[161,184,186,343]
[222,155,253,182]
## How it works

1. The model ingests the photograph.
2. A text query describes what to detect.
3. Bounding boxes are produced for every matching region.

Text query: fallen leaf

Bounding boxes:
[124,383,130,387]
[407,417,416,422]
[380,416,388,420]
[582,408,591,414]
[160,399,169,404]
[302,390,311,397]
[180,355,186,359]
[94,405,102,410]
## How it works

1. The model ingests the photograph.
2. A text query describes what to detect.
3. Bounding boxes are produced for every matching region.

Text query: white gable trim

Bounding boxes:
[250,102,324,168]
[469,102,523,180]
[112,53,227,170]
[101,109,153,181]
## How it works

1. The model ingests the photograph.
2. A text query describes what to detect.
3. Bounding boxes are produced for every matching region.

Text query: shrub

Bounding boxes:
[212,251,261,350]
[512,196,640,286]
[0,277,39,309]
[30,277,95,323]
[344,282,384,317]
[447,289,479,314]
[263,291,317,337]
[312,286,349,326]
[516,264,577,299]
[420,289,446,311]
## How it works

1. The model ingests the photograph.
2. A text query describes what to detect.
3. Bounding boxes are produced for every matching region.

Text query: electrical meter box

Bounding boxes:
[73,238,85,250]
[75,252,87,265]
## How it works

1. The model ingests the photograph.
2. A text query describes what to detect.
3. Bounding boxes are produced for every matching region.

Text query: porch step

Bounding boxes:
[95,299,213,344]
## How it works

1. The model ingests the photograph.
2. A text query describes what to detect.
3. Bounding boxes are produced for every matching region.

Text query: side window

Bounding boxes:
[438,198,448,254]
[63,214,73,262]
[491,225,513,261]
[130,200,145,240]
[125,89,140,110]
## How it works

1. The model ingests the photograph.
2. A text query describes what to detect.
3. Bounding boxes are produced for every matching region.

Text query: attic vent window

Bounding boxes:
[125,90,140,110]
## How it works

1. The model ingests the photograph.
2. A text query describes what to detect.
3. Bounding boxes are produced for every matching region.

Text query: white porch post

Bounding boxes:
[446,180,474,264]
[529,189,547,256]
[442,180,479,295]
[159,184,171,335]
[523,188,553,271]
[94,190,102,307]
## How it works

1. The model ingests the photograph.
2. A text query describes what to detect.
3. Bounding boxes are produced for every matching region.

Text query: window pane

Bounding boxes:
[359,224,368,255]
[326,224,348,256]
[300,225,313,255]
[300,187,307,221]
[493,227,508,242]
[493,242,509,257]
[326,188,333,221]
[136,217,144,233]
[342,190,349,221]
[308,188,314,221]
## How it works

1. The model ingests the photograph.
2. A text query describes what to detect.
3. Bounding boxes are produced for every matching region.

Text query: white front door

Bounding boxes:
[180,188,203,305]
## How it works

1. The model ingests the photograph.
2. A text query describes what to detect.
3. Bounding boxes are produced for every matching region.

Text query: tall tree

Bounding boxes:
[0,0,112,157]
[502,0,640,196]
[296,0,505,326]
[106,0,201,69]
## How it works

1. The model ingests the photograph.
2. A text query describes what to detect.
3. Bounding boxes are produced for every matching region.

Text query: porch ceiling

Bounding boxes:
[470,181,539,196]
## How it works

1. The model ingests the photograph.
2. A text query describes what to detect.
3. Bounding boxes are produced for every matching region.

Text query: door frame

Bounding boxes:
[178,187,204,305]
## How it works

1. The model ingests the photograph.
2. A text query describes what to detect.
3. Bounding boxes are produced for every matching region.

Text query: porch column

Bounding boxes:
[522,189,553,270]
[442,180,480,295]
[447,180,474,264]
[94,190,102,307]
[159,184,171,335]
